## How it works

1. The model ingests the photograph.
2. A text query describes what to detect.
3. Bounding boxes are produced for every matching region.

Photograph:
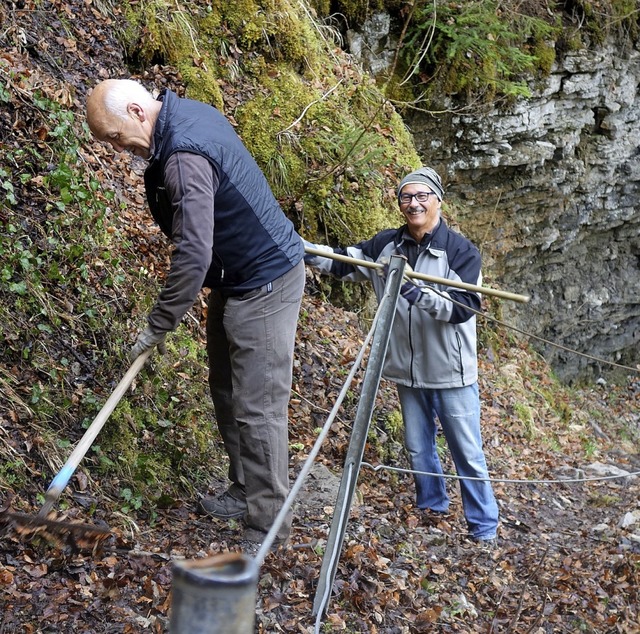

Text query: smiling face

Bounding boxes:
[398,183,442,241]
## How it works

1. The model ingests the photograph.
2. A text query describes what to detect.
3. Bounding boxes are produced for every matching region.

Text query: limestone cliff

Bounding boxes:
[352,13,640,382]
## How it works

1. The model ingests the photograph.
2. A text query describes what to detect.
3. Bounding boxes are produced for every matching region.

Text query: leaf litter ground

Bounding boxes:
[1,296,639,633]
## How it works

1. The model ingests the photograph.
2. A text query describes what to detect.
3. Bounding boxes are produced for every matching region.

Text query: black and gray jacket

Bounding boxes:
[305,220,481,389]
[143,89,303,332]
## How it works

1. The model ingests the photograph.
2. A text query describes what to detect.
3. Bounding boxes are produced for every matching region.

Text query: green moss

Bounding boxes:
[236,62,419,243]
[205,0,260,34]
[121,0,225,108]
[234,68,315,199]
[200,0,324,68]
[532,39,556,76]
[179,65,224,109]
[306,0,330,17]
[584,0,639,44]
[119,0,420,250]
[86,330,219,504]
[294,82,420,244]
[122,0,188,63]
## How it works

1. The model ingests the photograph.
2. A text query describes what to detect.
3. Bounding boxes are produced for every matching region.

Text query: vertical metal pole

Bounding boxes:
[312,255,406,618]
[170,552,259,633]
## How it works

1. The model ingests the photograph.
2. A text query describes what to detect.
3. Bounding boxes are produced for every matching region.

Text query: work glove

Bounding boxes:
[376,257,390,279]
[377,257,414,279]
[130,325,167,361]
[400,281,422,305]
[302,238,334,267]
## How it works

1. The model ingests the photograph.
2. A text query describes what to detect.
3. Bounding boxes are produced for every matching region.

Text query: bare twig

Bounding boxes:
[277,79,343,136]
[525,591,550,633]
[506,547,549,632]
[488,584,509,634]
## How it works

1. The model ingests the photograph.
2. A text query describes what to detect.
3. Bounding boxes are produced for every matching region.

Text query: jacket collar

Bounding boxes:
[149,88,174,161]
[395,218,447,253]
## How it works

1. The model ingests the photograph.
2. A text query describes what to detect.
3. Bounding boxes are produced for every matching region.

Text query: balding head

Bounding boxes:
[86,79,161,158]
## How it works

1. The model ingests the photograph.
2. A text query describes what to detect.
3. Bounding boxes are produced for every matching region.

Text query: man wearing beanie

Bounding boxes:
[303,166,499,544]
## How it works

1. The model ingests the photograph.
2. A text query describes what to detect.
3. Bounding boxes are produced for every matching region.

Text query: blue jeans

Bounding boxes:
[397,382,499,540]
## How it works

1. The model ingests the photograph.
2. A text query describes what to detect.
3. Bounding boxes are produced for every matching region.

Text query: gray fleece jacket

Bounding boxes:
[305,219,481,389]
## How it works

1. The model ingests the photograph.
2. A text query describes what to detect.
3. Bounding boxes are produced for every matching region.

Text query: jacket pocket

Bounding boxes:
[454,330,465,385]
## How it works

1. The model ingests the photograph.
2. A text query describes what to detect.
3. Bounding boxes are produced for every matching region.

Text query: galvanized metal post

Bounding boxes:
[312,255,406,618]
[170,552,259,633]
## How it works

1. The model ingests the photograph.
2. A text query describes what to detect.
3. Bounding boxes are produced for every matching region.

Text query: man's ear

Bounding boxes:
[127,102,145,122]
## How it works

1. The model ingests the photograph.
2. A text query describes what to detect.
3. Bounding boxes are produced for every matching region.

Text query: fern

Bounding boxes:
[402,0,559,102]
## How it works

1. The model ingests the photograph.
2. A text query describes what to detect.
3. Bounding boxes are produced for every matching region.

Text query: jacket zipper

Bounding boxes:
[408,306,416,387]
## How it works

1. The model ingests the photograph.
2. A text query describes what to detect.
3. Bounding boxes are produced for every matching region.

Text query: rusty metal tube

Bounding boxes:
[170,552,259,634]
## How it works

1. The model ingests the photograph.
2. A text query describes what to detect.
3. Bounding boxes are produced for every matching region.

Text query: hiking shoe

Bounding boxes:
[242,527,289,551]
[200,491,247,519]
[422,508,454,529]
[422,508,452,520]
[469,535,498,550]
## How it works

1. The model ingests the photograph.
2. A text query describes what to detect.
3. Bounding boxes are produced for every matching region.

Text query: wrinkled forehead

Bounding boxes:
[88,107,121,140]
[400,182,435,193]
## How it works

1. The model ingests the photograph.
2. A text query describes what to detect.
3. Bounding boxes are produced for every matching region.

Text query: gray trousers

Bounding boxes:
[206,260,304,539]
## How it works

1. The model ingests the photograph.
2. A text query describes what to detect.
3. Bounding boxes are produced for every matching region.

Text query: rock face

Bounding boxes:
[351,14,640,382]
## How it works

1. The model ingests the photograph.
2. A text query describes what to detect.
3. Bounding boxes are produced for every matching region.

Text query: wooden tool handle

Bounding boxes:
[39,348,153,515]
[304,246,530,303]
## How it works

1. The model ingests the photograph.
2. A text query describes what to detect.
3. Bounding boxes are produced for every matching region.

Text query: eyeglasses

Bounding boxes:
[399,191,435,204]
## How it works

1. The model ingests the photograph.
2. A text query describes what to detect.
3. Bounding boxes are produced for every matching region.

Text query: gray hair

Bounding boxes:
[102,79,156,118]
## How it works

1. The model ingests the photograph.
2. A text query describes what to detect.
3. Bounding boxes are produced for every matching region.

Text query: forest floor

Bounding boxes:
[1,292,639,633]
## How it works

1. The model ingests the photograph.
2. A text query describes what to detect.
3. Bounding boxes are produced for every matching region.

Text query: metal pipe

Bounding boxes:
[170,552,259,634]
[304,246,530,303]
[312,255,406,620]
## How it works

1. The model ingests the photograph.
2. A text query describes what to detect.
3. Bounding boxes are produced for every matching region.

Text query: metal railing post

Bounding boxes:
[312,255,406,619]
[170,552,259,633]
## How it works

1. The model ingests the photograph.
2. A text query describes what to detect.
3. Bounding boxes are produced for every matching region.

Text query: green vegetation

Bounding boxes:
[0,67,219,515]
[513,402,537,439]
[588,492,621,507]
[0,90,117,415]
[119,0,420,247]
[395,0,560,105]
[1,0,637,524]
[122,0,225,107]
[567,0,640,46]
[0,459,28,491]
[309,1,638,109]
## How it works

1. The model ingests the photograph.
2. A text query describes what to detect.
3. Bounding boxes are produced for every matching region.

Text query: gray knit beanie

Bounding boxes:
[397,167,444,201]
